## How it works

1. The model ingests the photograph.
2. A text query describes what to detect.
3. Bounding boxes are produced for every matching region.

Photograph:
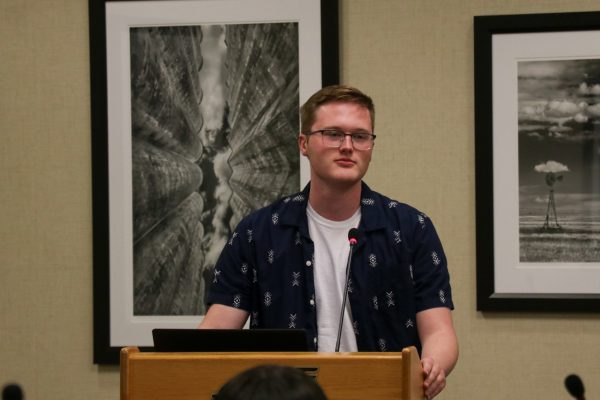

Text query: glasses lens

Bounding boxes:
[318,130,374,150]
[351,133,372,150]
[321,130,344,147]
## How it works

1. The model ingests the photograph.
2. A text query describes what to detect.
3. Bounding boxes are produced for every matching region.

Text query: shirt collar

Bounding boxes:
[279,181,387,234]
[357,182,387,232]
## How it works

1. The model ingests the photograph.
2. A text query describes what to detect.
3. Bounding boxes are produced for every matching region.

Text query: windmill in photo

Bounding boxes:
[534,160,569,231]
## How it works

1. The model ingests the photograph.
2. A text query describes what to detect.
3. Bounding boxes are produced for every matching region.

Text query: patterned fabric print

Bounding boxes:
[288,313,297,328]
[439,290,447,304]
[378,338,387,352]
[267,250,274,264]
[432,251,441,266]
[213,269,221,283]
[228,232,238,246]
[264,292,272,307]
[361,198,375,206]
[292,272,301,287]
[368,254,378,268]
[206,182,453,352]
[418,214,426,229]
[386,291,395,307]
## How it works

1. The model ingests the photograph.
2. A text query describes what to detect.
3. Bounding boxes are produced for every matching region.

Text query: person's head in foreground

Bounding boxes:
[214,364,328,400]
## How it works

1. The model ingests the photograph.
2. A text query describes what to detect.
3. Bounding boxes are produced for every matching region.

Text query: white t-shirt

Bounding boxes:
[307,202,361,352]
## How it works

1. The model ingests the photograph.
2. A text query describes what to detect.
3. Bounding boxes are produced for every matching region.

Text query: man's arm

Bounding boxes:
[416,307,458,399]
[198,304,249,329]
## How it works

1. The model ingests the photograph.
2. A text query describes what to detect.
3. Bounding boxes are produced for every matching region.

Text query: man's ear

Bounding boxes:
[298,134,309,157]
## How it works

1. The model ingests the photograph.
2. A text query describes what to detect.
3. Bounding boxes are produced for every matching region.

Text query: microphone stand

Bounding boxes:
[335,241,356,352]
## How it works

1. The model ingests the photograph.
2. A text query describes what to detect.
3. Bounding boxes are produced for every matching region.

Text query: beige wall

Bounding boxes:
[1,0,599,399]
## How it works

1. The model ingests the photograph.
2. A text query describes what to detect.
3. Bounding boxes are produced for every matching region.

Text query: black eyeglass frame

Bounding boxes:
[302,129,376,150]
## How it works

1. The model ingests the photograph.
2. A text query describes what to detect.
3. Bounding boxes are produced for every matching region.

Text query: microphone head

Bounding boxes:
[2,383,23,400]
[348,228,361,245]
[564,374,585,399]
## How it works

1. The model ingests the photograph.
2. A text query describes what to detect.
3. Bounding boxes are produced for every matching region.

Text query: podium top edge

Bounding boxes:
[122,349,406,361]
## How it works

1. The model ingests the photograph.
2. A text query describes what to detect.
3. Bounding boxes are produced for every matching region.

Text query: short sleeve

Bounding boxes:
[206,218,255,311]
[409,212,454,312]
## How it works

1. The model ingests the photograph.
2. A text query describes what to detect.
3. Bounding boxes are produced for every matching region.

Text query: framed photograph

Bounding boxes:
[474,11,600,312]
[89,0,339,364]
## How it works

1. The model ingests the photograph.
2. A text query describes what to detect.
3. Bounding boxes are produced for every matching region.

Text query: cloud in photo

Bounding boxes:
[534,160,569,173]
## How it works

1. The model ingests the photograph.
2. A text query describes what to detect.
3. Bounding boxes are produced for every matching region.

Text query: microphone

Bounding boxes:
[334,228,361,352]
[564,374,585,400]
[2,383,23,400]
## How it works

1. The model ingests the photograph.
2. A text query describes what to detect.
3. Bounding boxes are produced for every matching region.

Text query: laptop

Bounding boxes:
[152,328,309,352]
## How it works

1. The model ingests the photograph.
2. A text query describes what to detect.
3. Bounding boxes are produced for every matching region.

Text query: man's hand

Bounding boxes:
[421,356,446,399]
[416,307,459,399]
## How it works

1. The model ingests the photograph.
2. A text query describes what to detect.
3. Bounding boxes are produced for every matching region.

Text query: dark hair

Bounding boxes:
[2,384,24,400]
[214,364,328,400]
[300,85,375,133]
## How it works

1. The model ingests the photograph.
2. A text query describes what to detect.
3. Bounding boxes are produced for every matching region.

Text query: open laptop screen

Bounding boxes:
[152,329,309,352]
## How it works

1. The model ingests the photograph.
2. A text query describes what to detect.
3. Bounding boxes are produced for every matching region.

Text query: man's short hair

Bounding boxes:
[215,364,328,400]
[300,85,375,133]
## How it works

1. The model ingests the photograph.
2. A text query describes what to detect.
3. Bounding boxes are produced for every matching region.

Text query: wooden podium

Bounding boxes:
[120,346,424,400]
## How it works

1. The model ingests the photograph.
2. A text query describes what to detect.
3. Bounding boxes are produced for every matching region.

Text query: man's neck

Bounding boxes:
[308,180,362,221]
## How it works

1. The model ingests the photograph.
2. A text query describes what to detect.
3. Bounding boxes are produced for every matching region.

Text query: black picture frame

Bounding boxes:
[474,11,600,312]
[89,0,339,364]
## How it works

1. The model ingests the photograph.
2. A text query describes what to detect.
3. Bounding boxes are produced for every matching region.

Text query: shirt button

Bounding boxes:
[313,337,318,344]
[305,260,312,267]
[309,299,315,306]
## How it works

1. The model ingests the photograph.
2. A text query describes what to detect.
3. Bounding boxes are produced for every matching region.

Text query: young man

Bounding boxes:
[200,85,458,399]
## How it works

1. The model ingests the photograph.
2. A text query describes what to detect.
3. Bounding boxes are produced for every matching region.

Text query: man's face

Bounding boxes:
[299,101,373,189]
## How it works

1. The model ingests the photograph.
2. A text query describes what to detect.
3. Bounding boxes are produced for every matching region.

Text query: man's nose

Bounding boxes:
[339,134,354,151]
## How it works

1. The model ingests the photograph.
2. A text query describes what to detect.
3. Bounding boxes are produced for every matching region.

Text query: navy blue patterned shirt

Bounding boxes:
[207,182,453,352]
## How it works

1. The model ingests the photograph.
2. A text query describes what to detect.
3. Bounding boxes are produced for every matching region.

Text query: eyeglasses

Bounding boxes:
[303,129,376,150]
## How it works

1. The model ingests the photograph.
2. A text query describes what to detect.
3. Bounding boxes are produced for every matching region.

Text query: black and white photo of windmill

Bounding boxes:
[535,160,568,231]
[518,59,600,262]
[129,23,300,316]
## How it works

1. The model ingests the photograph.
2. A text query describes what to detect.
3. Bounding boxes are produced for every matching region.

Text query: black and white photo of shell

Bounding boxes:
[130,23,300,315]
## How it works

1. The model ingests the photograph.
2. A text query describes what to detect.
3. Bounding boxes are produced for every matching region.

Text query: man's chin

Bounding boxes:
[328,172,364,187]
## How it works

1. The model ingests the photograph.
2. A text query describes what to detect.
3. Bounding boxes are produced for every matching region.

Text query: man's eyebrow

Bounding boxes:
[320,127,371,133]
